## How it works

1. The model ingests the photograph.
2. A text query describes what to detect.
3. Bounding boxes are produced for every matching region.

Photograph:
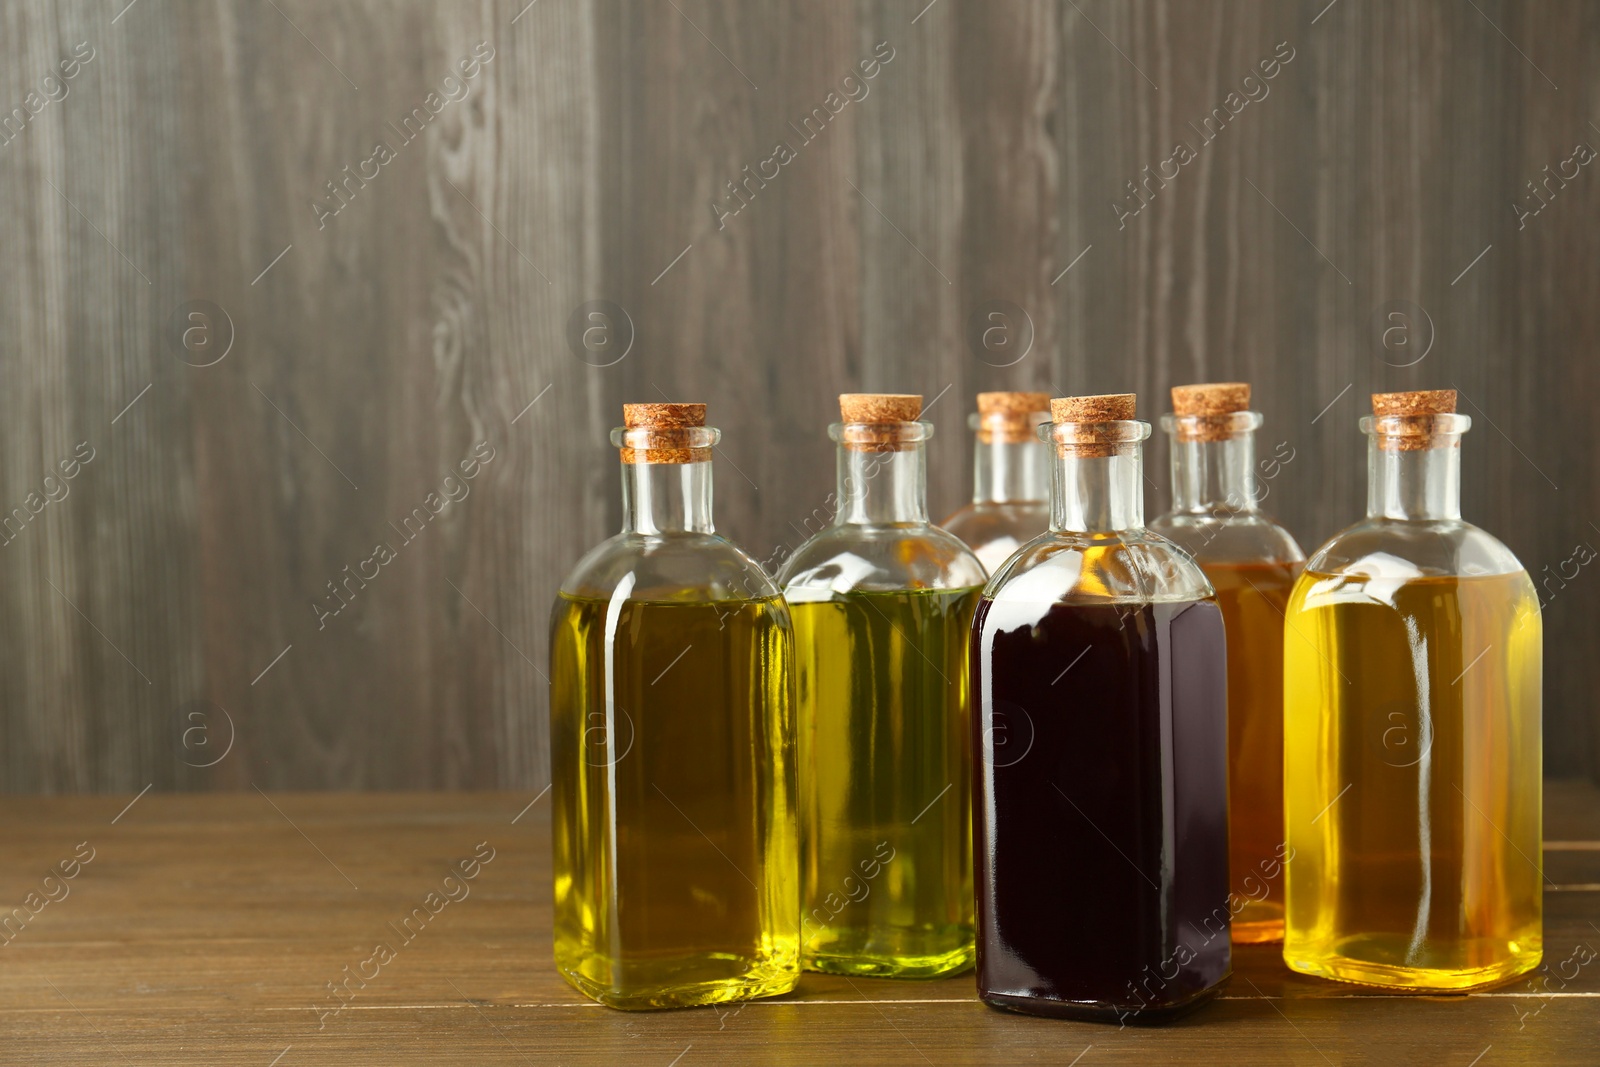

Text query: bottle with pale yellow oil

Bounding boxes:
[1283,389,1542,991]
[943,391,1052,575]
[549,403,799,1010]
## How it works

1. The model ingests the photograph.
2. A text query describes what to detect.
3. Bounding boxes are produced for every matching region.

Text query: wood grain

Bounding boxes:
[0,787,1595,1064]
[0,0,1595,790]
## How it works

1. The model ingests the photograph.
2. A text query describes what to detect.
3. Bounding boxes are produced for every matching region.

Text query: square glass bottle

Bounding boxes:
[943,391,1052,575]
[780,393,987,978]
[1150,382,1304,944]
[1283,390,1542,991]
[972,394,1232,1023]
[548,403,800,1009]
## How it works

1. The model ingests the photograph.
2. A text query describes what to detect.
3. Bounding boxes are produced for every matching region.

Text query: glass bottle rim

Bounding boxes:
[967,411,1050,431]
[1036,419,1152,446]
[1359,413,1471,439]
[1158,410,1263,436]
[828,420,933,444]
[609,425,722,450]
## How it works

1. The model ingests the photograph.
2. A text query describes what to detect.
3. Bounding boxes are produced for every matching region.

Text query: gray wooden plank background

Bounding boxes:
[0,0,1594,792]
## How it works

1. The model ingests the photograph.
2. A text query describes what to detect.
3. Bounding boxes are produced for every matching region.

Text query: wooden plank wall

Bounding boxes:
[0,0,1594,792]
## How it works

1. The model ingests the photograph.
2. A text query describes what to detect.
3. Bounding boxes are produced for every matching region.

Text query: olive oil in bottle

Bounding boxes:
[973,394,1231,1022]
[943,391,1052,574]
[549,403,799,1010]
[1283,390,1542,991]
[1150,383,1304,944]
[781,393,986,978]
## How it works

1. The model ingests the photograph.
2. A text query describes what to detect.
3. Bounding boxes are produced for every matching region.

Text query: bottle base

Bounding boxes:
[1283,938,1542,992]
[979,982,1224,1025]
[804,944,975,979]
[557,960,799,1011]
[1231,919,1284,945]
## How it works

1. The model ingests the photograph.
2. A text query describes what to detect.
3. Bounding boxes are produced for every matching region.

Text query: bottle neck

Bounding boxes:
[1367,438,1461,520]
[1052,448,1146,533]
[973,437,1049,504]
[622,460,715,534]
[838,445,929,524]
[1168,431,1260,513]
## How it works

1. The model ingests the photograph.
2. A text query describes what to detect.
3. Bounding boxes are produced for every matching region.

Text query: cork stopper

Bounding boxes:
[1050,393,1138,458]
[838,393,923,452]
[623,402,706,429]
[1170,382,1252,442]
[1370,389,1458,452]
[1051,394,1136,423]
[976,391,1052,443]
[619,402,711,464]
[1371,390,1455,417]
[1172,382,1251,416]
[840,394,922,423]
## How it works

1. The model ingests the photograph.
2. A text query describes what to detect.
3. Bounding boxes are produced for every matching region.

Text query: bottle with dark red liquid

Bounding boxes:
[971,393,1231,1024]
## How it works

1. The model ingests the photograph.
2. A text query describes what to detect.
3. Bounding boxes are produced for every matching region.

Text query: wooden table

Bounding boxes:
[2,784,1596,1065]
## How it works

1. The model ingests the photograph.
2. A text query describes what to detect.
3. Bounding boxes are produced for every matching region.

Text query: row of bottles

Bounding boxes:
[548,387,1542,1017]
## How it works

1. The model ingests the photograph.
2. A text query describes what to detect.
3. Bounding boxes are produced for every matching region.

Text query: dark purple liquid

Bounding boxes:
[971,597,1231,1023]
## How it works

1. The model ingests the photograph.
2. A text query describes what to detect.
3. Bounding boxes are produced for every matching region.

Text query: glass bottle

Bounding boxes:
[779,393,987,978]
[1283,390,1542,991]
[973,393,1231,1023]
[548,403,799,1010]
[943,391,1052,574]
[1150,382,1304,945]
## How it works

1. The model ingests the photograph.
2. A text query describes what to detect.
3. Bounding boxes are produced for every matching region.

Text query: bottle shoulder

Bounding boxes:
[558,531,782,603]
[941,502,1051,577]
[778,521,988,599]
[983,528,1215,605]
[942,500,1050,530]
[1302,517,1527,581]
[1288,545,1540,627]
[1149,509,1305,566]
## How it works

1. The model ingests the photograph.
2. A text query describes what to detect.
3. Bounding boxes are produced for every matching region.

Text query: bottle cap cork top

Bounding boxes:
[1048,394,1140,458]
[975,391,1051,443]
[1168,382,1254,442]
[618,402,712,464]
[1371,389,1456,416]
[837,394,924,452]
[977,391,1052,417]
[1051,393,1137,424]
[839,393,922,423]
[1367,390,1462,452]
[623,402,707,429]
[1171,382,1251,415]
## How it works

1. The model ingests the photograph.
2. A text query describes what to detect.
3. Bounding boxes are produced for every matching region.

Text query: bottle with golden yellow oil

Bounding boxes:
[548,403,799,1010]
[1151,382,1304,945]
[780,393,987,977]
[1283,389,1542,991]
[942,391,1052,574]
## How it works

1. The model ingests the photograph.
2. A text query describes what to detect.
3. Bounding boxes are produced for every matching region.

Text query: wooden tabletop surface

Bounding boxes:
[2,783,1596,1066]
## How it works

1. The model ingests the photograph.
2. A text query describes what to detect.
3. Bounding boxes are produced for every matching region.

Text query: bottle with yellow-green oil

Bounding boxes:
[779,393,987,978]
[1283,390,1542,992]
[549,403,799,1010]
